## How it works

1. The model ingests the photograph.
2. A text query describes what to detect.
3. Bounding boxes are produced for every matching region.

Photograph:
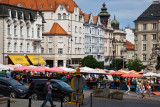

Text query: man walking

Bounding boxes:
[126,78,131,95]
[41,78,56,107]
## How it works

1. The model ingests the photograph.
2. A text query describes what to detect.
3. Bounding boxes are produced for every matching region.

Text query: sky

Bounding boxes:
[76,0,154,29]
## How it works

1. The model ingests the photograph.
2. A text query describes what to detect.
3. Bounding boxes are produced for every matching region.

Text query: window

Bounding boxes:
[143,54,146,61]
[153,34,157,40]
[89,47,92,53]
[143,44,146,51]
[14,43,17,51]
[37,27,40,38]
[75,26,77,33]
[41,48,44,53]
[20,26,23,36]
[20,43,23,51]
[33,43,37,52]
[89,37,91,43]
[79,27,82,33]
[32,28,34,38]
[143,35,146,40]
[58,13,61,19]
[60,5,63,10]
[8,42,11,51]
[143,24,147,30]
[90,28,92,34]
[75,37,77,43]
[153,44,157,49]
[58,37,63,42]
[63,13,66,19]
[49,48,53,53]
[14,25,17,35]
[8,25,10,35]
[48,37,53,42]
[58,48,63,54]
[75,15,77,21]
[42,37,44,41]
[79,37,81,43]
[40,5,43,9]
[27,27,29,37]
[27,43,29,51]
[153,23,157,29]
[75,48,77,54]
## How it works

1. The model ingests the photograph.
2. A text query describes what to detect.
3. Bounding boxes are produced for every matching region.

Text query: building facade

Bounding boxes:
[111,16,126,59]
[134,1,160,66]
[0,3,45,65]
[125,40,135,60]
[98,3,114,68]
[84,14,104,63]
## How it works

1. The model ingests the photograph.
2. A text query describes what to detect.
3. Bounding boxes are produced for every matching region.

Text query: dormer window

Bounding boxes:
[17,3,23,7]
[60,4,63,10]
[50,5,53,9]
[66,5,69,8]
[40,5,43,9]
[30,5,33,9]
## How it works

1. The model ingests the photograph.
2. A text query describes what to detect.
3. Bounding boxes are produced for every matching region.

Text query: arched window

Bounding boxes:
[41,47,44,53]
[20,43,23,51]
[8,42,11,51]
[79,27,82,33]
[27,27,30,37]
[27,43,30,51]
[37,27,40,38]
[20,26,23,36]
[14,25,17,36]
[8,25,10,35]
[58,13,61,19]
[33,43,37,52]
[14,42,17,51]
[63,13,66,19]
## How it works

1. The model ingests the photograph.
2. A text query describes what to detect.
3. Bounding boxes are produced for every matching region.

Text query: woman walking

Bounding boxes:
[140,81,145,99]
[144,81,151,99]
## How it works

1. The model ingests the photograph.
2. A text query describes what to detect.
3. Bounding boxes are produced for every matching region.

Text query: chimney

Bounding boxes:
[153,1,160,4]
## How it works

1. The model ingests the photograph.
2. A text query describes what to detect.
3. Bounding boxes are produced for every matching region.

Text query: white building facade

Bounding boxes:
[0,3,44,65]
[84,14,104,63]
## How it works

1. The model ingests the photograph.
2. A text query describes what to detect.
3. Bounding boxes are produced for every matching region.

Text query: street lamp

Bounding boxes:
[121,47,126,69]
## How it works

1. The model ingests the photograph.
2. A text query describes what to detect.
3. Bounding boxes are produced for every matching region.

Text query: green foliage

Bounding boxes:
[93,89,104,93]
[80,56,102,68]
[125,58,146,72]
[108,91,124,97]
[110,59,126,70]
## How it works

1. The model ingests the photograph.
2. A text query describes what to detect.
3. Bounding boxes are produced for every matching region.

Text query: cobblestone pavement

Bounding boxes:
[1,90,160,107]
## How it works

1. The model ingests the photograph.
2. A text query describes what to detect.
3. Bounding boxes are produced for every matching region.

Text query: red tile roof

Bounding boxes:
[43,23,68,35]
[93,16,98,24]
[84,13,90,22]
[0,0,84,14]
[125,40,135,50]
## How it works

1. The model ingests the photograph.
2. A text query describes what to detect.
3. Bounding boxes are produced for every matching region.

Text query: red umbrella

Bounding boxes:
[46,66,67,73]
[108,70,126,75]
[32,66,47,72]
[121,72,143,77]
[14,65,34,71]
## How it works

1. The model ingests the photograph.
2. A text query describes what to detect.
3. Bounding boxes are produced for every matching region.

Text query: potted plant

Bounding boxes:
[108,91,124,100]
[93,89,104,97]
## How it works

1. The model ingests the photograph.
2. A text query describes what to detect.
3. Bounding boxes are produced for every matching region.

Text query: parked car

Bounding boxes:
[28,79,73,102]
[0,77,29,98]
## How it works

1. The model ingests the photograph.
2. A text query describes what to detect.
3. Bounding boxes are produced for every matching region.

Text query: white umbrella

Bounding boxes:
[14,64,22,68]
[154,73,160,77]
[143,72,157,77]
[60,67,75,72]
[0,64,14,71]
[80,67,106,74]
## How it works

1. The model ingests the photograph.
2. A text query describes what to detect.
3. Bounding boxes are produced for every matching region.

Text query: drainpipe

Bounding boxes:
[3,16,5,64]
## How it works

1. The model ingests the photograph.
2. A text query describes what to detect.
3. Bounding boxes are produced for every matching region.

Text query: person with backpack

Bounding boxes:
[41,78,56,107]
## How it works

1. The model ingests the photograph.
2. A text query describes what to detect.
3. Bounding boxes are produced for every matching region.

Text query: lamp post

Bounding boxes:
[121,47,126,69]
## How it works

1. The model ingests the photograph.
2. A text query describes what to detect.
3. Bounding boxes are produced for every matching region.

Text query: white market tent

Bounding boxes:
[60,67,75,72]
[80,67,106,74]
[0,64,14,71]
[143,72,157,77]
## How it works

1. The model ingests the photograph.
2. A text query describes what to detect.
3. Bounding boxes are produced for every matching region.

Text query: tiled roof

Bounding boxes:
[0,0,84,14]
[93,16,98,24]
[84,13,90,23]
[136,4,160,21]
[43,23,68,35]
[125,40,135,50]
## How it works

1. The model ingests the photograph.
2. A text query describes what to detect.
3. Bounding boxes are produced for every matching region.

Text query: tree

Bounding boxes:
[125,58,146,72]
[110,59,126,70]
[80,56,102,68]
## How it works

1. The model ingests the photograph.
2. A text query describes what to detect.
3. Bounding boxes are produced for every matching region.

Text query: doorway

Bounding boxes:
[58,60,63,67]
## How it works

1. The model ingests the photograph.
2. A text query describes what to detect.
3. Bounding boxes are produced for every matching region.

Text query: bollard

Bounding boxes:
[61,94,63,107]
[90,93,92,107]
[28,98,31,107]
[7,99,10,107]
